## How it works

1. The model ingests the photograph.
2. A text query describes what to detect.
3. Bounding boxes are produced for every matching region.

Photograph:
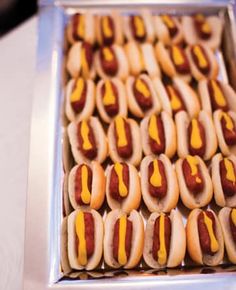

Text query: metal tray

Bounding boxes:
[24,1,236,289]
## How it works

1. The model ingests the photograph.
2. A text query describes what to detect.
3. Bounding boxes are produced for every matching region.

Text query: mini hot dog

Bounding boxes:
[126,74,161,118]
[198,79,236,115]
[212,153,236,207]
[155,42,191,83]
[123,9,155,43]
[65,77,95,122]
[67,41,96,79]
[106,162,141,213]
[67,209,103,270]
[96,78,127,123]
[182,14,223,50]
[68,117,107,164]
[67,12,95,45]
[143,210,186,269]
[107,115,142,166]
[95,11,124,46]
[140,155,179,212]
[176,155,213,209]
[68,162,106,210]
[186,209,224,266]
[175,110,217,160]
[186,43,218,81]
[213,110,236,156]
[140,111,177,158]
[104,209,144,269]
[125,41,161,78]
[153,77,200,118]
[95,44,129,80]
[219,207,236,264]
[153,15,183,45]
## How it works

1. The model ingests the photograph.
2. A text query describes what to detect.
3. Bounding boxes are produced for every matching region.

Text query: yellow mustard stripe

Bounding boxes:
[75,211,87,266]
[103,80,116,106]
[81,120,93,150]
[157,214,167,265]
[114,163,128,197]
[150,159,162,187]
[118,215,128,265]
[115,116,128,147]
[190,119,203,149]
[186,155,201,184]
[76,15,84,38]
[172,45,184,66]
[134,16,145,37]
[148,115,161,145]
[221,112,234,131]
[193,45,208,69]
[203,212,219,253]
[231,209,236,226]
[102,16,112,37]
[135,78,150,98]
[167,85,182,111]
[161,15,174,28]
[224,158,236,184]
[210,80,226,107]
[80,165,91,204]
[103,47,114,61]
[70,78,84,103]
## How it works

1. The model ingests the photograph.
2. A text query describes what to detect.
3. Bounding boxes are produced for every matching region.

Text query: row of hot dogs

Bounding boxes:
[61,207,236,271]
[66,10,223,50]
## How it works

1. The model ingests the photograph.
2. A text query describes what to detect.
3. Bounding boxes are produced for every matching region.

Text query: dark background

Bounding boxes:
[0,0,37,36]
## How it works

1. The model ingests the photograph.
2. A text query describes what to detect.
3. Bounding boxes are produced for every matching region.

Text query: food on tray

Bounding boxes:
[155,42,191,82]
[95,44,129,80]
[213,110,236,155]
[152,77,200,117]
[65,77,95,122]
[143,210,186,269]
[186,43,218,81]
[198,79,236,115]
[140,155,179,212]
[67,209,104,270]
[123,9,155,43]
[175,155,213,209]
[95,11,124,45]
[126,74,161,118]
[68,117,107,164]
[125,41,161,77]
[218,207,236,264]
[67,11,96,45]
[106,162,141,213]
[104,209,144,268]
[182,14,223,50]
[153,15,183,45]
[186,209,224,266]
[140,112,176,158]
[67,41,96,79]
[212,153,236,207]
[96,78,127,123]
[107,115,142,166]
[68,162,105,210]
[175,110,217,160]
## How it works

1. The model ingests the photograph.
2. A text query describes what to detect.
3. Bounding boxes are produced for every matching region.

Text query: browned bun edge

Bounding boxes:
[106,163,141,213]
[61,217,71,274]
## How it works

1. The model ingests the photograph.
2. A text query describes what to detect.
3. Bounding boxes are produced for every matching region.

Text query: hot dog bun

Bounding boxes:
[96,78,127,123]
[103,209,144,269]
[140,155,179,212]
[186,208,224,266]
[213,109,236,156]
[211,153,236,207]
[140,111,177,158]
[68,116,108,164]
[106,163,141,213]
[126,74,161,118]
[143,210,186,269]
[67,209,104,270]
[65,78,95,122]
[61,217,71,274]
[124,41,143,76]
[175,156,213,209]
[140,42,161,78]
[175,110,217,160]
[218,207,236,264]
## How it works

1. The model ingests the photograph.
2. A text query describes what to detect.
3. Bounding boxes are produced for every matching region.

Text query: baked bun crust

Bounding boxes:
[61,217,71,274]
[103,209,144,269]
[143,210,186,268]
[140,155,179,212]
[140,111,177,158]
[213,110,236,156]
[186,209,224,266]
[211,153,236,207]
[140,43,161,78]
[68,161,106,210]
[175,156,213,209]
[68,116,108,164]
[65,78,95,122]
[218,207,236,264]
[106,163,141,213]
[107,117,142,166]
[182,16,223,50]
[126,74,161,118]
[175,110,217,160]
[124,41,143,76]
[67,209,104,270]
[96,78,127,123]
